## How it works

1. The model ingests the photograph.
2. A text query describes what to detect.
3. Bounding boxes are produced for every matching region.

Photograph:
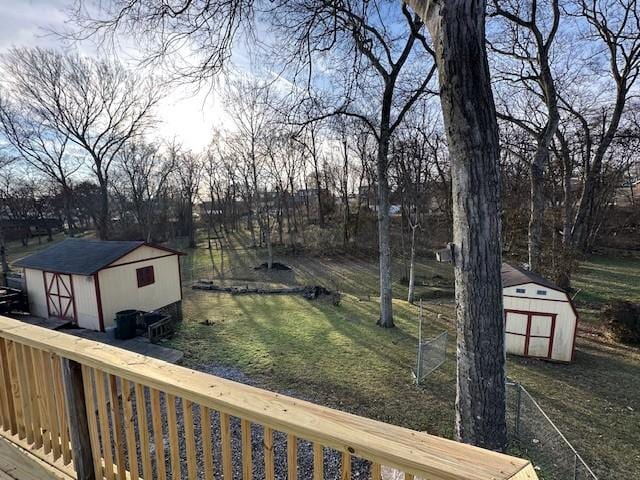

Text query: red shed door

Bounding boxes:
[505,310,556,359]
[44,272,76,323]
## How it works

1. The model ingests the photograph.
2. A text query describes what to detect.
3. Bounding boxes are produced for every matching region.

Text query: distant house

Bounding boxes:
[502,263,579,362]
[15,239,184,331]
[614,180,640,207]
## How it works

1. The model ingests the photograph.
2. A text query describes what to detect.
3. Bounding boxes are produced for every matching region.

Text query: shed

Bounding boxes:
[502,263,579,362]
[15,239,184,332]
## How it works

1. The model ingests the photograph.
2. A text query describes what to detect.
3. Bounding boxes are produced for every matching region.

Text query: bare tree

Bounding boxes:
[407,0,508,451]
[172,144,202,248]
[565,0,640,252]
[489,0,562,273]
[113,141,176,241]
[1,47,161,239]
[0,96,81,234]
[271,0,438,327]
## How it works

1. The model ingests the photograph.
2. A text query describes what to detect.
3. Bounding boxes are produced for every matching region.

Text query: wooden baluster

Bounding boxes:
[44,352,61,461]
[13,343,33,443]
[33,350,52,454]
[60,360,96,480]
[220,412,233,480]
[182,399,198,479]
[134,383,153,480]
[0,338,16,434]
[81,365,107,478]
[263,427,274,480]
[150,388,167,480]
[121,379,139,480]
[53,356,72,465]
[201,406,214,480]
[341,452,351,480]
[6,341,23,439]
[287,434,297,480]
[313,443,323,480]
[94,369,115,479]
[241,419,252,480]
[108,375,127,480]
[23,346,43,448]
[371,462,382,480]
[166,394,181,480]
[0,338,9,431]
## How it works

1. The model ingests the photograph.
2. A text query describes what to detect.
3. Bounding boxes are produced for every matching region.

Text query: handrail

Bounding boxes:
[0,316,538,480]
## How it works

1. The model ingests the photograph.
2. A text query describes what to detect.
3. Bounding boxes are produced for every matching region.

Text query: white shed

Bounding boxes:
[502,263,579,362]
[16,239,184,332]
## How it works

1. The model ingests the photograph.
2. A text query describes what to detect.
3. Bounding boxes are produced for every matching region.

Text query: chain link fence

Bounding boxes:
[412,302,448,385]
[507,381,598,480]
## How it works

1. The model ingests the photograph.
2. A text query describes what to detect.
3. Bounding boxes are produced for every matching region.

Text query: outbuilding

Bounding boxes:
[15,239,184,332]
[502,263,579,362]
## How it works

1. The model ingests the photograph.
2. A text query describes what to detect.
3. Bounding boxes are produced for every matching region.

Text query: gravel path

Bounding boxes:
[102,364,371,479]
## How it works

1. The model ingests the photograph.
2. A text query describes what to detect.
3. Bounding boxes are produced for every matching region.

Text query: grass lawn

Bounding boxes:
[169,234,640,480]
[6,231,639,478]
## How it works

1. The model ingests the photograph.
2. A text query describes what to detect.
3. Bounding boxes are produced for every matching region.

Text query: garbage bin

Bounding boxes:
[115,309,139,339]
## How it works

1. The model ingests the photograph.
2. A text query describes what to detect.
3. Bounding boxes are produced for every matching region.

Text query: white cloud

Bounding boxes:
[0,0,237,150]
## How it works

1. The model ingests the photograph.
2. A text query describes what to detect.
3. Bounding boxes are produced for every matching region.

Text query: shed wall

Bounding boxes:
[503,282,566,301]
[24,268,47,318]
[98,254,181,328]
[71,274,100,330]
[503,286,577,362]
[108,245,175,266]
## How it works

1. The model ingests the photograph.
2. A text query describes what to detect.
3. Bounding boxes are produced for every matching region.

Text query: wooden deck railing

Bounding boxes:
[0,316,538,480]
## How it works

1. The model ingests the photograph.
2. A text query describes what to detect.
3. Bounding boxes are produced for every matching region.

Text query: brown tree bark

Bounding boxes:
[407,0,508,451]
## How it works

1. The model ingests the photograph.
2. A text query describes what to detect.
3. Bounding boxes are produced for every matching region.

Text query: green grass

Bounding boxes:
[171,291,457,436]
[572,255,640,307]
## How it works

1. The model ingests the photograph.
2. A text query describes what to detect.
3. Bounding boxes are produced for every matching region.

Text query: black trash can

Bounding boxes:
[115,309,139,339]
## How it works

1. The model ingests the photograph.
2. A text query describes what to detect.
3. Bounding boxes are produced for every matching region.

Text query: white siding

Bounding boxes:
[503,282,566,301]
[108,245,175,266]
[503,283,577,362]
[98,254,181,328]
[24,268,47,318]
[71,274,100,330]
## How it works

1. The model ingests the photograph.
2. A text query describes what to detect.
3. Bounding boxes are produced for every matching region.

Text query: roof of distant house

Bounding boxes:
[501,262,562,291]
[15,238,183,276]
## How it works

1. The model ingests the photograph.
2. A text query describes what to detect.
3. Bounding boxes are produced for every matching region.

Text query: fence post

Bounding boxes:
[415,301,423,385]
[573,454,578,480]
[61,358,96,480]
[514,383,522,439]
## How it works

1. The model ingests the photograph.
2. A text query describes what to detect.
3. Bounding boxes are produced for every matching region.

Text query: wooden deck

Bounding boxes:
[69,328,184,364]
[5,314,71,331]
[0,437,72,480]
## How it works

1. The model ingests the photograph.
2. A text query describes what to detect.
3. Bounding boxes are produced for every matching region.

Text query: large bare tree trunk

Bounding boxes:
[376,131,394,328]
[528,147,546,272]
[408,0,508,451]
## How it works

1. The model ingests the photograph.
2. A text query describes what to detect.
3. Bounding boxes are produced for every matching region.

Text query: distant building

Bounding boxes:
[502,263,579,362]
[16,239,184,331]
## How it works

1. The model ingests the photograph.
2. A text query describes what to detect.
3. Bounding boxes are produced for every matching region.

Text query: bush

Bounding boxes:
[601,300,640,344]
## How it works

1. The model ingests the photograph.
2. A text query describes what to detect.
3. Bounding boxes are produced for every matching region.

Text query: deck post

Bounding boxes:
[61,358,96,480]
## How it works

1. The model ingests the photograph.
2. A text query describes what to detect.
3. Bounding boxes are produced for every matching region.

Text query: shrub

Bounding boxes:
[601,300,640,344]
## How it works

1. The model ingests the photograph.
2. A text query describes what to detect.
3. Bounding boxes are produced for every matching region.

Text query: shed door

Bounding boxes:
[44,272,76,323]
[505,310,556,359]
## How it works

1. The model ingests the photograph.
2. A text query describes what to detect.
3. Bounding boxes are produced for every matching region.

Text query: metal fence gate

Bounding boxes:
[412,302,447,385]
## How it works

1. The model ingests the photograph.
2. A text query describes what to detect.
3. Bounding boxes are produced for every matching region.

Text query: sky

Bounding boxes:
[0,0,231,151]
